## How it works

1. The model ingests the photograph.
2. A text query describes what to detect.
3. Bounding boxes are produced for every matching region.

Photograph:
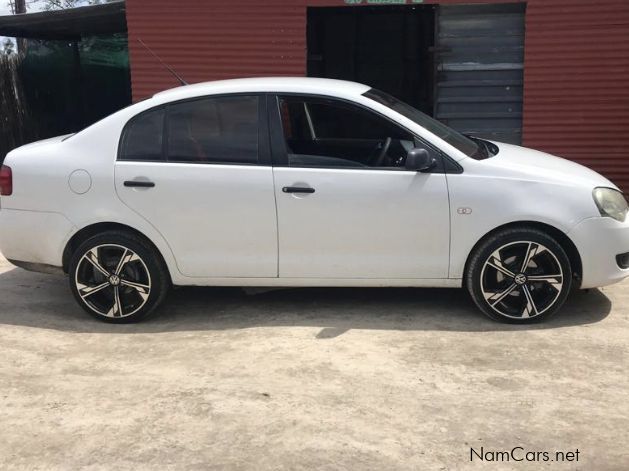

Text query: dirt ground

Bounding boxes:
[0,252,628,470]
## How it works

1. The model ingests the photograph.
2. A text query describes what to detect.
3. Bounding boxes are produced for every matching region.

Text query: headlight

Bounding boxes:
[593,187,628,222]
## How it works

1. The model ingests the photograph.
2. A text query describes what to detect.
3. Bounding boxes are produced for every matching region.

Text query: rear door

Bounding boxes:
[115,94,278,278]
[270,95,451,280]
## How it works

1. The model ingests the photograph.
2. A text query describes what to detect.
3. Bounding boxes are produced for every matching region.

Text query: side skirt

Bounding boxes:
[173,277,463,288]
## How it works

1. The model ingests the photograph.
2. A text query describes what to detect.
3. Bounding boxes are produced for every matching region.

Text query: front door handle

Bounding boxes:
[282,186,315,194]
[124,180,155,188]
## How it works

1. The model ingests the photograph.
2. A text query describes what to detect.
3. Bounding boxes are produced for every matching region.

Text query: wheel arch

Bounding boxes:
[62,222,171,281]
[463,221,583,287]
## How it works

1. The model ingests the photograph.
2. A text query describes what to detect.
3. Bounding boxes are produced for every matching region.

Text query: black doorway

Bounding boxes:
[307,6,436,115]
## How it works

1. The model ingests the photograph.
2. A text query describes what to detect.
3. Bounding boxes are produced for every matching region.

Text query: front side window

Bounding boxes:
[119,108,165,161]
[279,96,416,169]
[167,95,259,164]
[363,88,488,159]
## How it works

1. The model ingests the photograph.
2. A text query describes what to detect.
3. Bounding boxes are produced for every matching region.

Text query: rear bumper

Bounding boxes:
[0,209,75,269]
[569,216,629,289]
[7,259,65,274]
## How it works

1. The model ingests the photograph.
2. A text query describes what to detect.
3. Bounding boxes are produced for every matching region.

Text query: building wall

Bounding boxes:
[522,0,629,191]
[125,0,629,191]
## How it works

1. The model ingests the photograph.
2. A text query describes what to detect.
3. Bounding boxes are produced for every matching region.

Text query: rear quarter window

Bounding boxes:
[119,108,165,162]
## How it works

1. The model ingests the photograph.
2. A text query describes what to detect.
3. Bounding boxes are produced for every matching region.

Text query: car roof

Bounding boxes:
[152,77,372,102]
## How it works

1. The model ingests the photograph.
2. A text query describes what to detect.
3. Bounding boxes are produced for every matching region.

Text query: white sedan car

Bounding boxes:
[1,78,627,323]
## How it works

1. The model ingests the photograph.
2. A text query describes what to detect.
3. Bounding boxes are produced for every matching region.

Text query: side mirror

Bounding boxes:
[405,148,437,172]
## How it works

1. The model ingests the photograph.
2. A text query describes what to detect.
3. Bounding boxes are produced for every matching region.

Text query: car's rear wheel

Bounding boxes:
[466,227,572,323]
[68,231,170,323]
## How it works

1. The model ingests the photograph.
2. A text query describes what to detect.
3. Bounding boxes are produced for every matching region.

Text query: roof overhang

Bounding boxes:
[0,1,126,41]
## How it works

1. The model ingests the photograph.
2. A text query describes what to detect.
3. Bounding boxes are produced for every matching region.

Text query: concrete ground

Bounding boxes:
[0,253,627,470]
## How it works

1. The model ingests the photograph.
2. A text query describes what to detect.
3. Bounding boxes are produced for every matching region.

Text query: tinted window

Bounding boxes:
[119,108,165,161]
[363,88,486,159]
[279,96,415,169]
[167,96,259,164]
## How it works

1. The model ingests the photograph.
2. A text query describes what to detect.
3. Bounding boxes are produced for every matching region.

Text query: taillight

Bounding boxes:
[0,165,12,196]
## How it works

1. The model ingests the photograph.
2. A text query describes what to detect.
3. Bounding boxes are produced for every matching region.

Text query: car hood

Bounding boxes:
[482,142,618,190]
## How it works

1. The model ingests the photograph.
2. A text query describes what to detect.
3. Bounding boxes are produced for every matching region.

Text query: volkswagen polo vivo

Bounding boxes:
[0,78,627,323]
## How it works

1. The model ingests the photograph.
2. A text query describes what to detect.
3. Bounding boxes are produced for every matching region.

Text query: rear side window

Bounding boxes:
[119,108,165,161]
[119,95,260,165]
[167,95,259,164]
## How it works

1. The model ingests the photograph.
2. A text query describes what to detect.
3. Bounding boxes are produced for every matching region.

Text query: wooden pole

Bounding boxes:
[14,0,26,54]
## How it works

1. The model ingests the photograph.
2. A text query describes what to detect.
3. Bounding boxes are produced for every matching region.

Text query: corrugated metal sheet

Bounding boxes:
[435,3,525,144]
[125,0,629,190]
[125,0,306,100]
[522,0,629,191]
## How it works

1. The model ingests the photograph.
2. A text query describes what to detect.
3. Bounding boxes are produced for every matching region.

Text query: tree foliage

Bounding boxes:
[40,0,111,11]
[7,0,117,13]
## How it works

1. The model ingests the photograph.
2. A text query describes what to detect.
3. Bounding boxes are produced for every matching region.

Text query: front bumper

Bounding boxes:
[569,216,629,289]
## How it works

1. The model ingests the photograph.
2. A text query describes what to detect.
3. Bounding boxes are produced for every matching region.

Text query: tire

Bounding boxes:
[466,227,572,323]
[68,230,171,323]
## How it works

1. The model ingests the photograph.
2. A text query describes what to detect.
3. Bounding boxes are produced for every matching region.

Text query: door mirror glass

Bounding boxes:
[405,148,437,172]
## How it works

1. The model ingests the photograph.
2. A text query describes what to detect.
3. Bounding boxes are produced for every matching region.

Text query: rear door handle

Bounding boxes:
[282,186,315,194]
[124,180,155,188]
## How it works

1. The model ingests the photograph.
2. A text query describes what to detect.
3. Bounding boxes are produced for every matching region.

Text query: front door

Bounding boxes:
[115,95,278,278]
[271,95,450,279]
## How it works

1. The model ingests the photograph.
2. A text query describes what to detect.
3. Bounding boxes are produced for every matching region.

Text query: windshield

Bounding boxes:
[363,88,485,159]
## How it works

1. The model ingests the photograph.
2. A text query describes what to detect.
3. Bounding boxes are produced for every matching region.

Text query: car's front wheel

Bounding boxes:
[68,231,170,323]
[466,227,573,323]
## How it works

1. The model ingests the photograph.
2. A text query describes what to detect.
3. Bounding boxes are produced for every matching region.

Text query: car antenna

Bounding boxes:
[137,39,189,86]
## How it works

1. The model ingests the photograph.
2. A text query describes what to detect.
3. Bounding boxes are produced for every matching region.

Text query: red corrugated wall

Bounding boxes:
[125,1,307,97]
[125,0,629,190]
[522,0,629,191]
